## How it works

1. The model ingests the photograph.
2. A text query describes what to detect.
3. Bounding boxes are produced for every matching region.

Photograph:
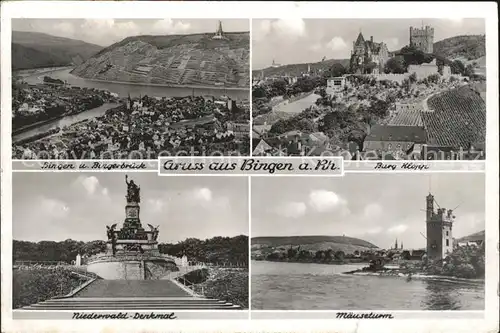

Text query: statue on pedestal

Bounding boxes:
[125,175,140,203]
[106,224,117,255]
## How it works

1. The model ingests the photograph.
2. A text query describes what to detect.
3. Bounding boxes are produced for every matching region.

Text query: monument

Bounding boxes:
[87,176,179,280]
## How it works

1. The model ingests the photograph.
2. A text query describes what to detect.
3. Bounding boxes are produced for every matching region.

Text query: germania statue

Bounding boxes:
[125,175,141,203]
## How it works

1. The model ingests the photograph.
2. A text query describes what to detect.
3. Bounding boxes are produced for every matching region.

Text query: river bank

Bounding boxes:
[345,269,485,284]
[253,258,367,265]
[77,74,250,92]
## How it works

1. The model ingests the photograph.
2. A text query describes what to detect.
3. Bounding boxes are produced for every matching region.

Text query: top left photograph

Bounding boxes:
[11,19,250,160]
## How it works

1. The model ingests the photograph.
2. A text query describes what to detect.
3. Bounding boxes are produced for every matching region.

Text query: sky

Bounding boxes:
[252,18,485,70]
[13,173,248,243]
[252,174,485,250]
[12,19,249,47]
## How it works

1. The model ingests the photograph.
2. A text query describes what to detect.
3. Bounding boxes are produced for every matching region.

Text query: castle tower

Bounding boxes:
[425,192,454,261]
[409,25,434,53]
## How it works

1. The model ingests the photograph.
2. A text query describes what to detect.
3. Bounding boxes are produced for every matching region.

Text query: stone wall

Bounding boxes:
[367,73,409,84]
[87,261,144,280]
[408,63,438,80]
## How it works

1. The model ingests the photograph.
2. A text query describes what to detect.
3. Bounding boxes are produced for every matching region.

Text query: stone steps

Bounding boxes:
[21,279,241,310]
[22,297,240,310]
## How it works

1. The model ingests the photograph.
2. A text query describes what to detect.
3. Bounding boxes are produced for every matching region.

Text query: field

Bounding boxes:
[423,85,486,148]
[388,109,424,127]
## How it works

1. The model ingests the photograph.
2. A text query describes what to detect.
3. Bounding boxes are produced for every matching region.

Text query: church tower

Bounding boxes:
[425,192,454,261]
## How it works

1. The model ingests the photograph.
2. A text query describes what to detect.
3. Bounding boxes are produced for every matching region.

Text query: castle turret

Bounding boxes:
[409,25,434,53]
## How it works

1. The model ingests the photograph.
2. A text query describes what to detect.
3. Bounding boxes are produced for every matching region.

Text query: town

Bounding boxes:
[12,82,250,159]
[252,24,486,160]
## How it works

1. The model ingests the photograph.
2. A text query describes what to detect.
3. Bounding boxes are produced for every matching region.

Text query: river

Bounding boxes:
[12,103,119,143]
[251,260,484,310]
[20,67,250,101]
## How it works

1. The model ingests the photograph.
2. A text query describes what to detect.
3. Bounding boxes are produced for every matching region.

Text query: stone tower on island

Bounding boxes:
[410,25,434,53]
[425,192,454,261]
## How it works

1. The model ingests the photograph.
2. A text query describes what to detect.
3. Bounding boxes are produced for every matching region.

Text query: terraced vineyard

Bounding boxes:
[388,109,424,127]
[423,86,486,148]
[72,32,249,89]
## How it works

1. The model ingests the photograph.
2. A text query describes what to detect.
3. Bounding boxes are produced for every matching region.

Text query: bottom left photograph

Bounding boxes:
[11,173,249,311]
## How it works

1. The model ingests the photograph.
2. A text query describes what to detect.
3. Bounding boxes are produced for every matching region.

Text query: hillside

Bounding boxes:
[253,58,350,78]
[252,235,378,250]
[423,85,486,148]
[456,230,485,243]
[433,35,486,61]
[71,32,250,88]
[12,31,103,70]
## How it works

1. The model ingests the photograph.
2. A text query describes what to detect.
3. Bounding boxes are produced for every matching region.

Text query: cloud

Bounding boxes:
[363,203,383,218]
[193,188,213,202]
[383,37,400,50]
[366,226,383,235]
[387,224,409,234]
[76,176,100,195]
[253,20,272,41]
[326,36,347,51]
[276,201,307,219]
[308,190,348,213]
[152,19,191,35]
[309,43,323,52]
[40,197,70,219]
[271,18,306,38]
[147,199,165,213]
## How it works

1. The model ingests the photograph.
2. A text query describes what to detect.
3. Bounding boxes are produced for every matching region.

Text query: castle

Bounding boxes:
[409,25,434,53]
[425,192,454,261]
[350,32,390,74]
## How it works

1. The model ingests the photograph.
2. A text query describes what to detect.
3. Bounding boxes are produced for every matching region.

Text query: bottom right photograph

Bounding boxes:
[251,173,485,311]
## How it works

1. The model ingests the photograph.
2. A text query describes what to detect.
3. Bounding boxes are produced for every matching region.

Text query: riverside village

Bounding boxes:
[250,174,485,310]
[13,175,248,311]
[252,20,486,160]
[12,19,250,159]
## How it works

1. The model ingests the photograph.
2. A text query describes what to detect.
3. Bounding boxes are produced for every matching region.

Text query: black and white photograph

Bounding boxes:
[12,173,249,310]
[252,19,486,160]
[251,174,485,310]
[12,19,250,160]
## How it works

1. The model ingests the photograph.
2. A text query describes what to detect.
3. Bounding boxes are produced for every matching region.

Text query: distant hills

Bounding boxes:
[456,230,485,243]
[12,31,103,70]
[252,235,378,253]
[254,34,486,78]
[252,59,349,79]
[433,35,486,61]
[71,32,250,88]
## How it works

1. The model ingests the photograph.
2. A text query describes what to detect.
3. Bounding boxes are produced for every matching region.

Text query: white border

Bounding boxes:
[1,1,499,333]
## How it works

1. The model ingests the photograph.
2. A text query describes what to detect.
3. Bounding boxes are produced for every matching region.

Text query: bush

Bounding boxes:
[13,268,87,309]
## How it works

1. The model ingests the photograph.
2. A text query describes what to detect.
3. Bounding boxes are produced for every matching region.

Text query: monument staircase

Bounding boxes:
[22,279,240,310]
[19,176,242,311]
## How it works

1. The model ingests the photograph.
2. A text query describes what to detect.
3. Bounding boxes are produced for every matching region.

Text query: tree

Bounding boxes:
[384,57,406,74]
[327,63,346,77]
[451,60,465,75]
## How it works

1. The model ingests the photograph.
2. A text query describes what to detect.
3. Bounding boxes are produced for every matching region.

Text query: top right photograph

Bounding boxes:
[252,19,486,160]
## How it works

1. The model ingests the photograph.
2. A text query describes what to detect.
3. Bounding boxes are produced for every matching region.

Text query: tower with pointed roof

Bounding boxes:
[350,31,390,74]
